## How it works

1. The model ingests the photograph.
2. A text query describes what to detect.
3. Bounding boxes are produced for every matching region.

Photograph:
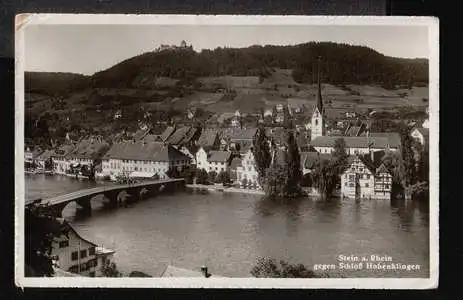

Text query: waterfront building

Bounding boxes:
[64,137,110,176]
[51,220,115,277]
[35,149,54,170]
[51,142,77,175]
[236,147,261,190]
[195,147,232,173]
[411,127,429,147]
[299,152,333,175]
[340,153,393,200]
[101,140,190,180]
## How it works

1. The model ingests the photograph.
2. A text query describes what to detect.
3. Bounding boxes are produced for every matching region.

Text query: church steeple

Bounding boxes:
[316,56,323,114]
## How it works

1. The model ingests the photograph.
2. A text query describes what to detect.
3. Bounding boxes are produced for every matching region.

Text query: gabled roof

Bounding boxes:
[367,132,402,148]
[230,157,242,169]
[52,143,76,158]
[166,126,197,145]
[414,127,429,137]
[207,151,232,163]
[67,138,110,160]
[160,126,176,141]
[300,151,333,169]
[103,141,164,161]
[143,134,164,143]
[152,145,190,162]
[222,128,258,141]
[36,149,54,161]
[197,130,219,149]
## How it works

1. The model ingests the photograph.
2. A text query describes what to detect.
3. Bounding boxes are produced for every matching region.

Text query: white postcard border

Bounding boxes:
[14,14,439,289]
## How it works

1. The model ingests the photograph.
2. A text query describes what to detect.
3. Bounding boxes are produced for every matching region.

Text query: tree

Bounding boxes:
[382,150,405,199]
[250,257,322,278]
[264,162,287,199]
[101,260,123,277]
[180,166,196,184]
[196,169,209,185]
[25,203,63,277]
[311,158,338,199]
[216,171,231,185]
[129,271,151,277]
[284,131,302,197]
[207,171,218,183]
[252,126,272,185]
[166,167,181,179]
[398,123,417,186]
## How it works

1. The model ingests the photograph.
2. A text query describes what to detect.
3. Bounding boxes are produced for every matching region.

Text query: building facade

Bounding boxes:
[101,140,190,180]
[195,147,231,173]
[52,221,114,277]
[340,155,393,200]
[236,148,261,189]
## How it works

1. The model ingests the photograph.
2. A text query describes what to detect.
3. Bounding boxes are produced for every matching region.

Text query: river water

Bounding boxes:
[25,174,430,278]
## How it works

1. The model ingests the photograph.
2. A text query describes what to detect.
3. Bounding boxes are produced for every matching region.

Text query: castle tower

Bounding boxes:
[310,57,325,140]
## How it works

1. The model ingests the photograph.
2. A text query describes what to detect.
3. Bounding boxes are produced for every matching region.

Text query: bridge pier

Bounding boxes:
[76,197,92,214]
[127,187,142,203]
[103,190,120,208]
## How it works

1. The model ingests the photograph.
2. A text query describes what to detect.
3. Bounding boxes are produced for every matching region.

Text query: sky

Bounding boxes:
[24,24,429,75]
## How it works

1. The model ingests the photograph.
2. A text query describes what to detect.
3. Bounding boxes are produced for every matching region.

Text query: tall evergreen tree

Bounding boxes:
[398,123,417,186]
[285,130,302,197]
[252,126,272,185]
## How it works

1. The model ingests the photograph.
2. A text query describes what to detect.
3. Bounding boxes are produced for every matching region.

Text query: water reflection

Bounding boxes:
[26,175,430,278]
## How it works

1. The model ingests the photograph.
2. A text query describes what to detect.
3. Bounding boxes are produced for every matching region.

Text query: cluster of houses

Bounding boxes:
[25,74,430,201]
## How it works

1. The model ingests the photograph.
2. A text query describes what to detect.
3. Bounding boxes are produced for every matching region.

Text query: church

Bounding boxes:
[309,66,400,154]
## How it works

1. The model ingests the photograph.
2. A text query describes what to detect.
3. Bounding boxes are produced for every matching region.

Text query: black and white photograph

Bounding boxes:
[15,14,438,289]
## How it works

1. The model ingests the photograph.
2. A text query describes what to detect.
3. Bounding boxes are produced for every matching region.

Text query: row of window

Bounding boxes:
[68,258,98,273]
[71,247,96,261]
[237,173,257,181]
[344,182,390,189]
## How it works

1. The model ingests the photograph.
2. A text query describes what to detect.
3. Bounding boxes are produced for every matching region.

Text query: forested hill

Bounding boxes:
[25,42,428,95]
[90,42,428,89]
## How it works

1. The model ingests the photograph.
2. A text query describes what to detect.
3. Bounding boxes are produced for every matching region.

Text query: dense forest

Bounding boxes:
[25,41,428,95]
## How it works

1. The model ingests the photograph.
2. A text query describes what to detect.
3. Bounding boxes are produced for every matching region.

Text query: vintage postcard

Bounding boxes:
[15,14,439,289]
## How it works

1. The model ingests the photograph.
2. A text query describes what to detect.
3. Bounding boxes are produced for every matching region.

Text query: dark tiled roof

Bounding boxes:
[36,149,54,160]
[166,126,197,145]
[143,134,163,142]
[310,136,398,149]
[161,126,176,141]
[103,141,164,161]
[368,132,402,148]
[300,151,333,169]
[197,130,219,149]
[207,151,232,162]
[230,157,242,169]
[67,139,110,160]
[133,129,151,140]
[52,143,76,158]
[153,145,189,162]
[222,128,258,141]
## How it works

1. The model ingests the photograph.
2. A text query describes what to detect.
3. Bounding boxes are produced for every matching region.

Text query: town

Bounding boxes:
[24,40,430,278]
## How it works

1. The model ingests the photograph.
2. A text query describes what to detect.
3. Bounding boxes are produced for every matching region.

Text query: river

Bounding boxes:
[25,174,430,278]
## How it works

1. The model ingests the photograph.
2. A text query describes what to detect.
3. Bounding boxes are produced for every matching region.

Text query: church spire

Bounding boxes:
[316,56,323,113]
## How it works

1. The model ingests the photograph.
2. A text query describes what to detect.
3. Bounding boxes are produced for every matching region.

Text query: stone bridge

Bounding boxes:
[26,179,185,217]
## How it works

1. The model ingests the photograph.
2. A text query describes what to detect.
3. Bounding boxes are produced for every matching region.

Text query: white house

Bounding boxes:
[236,147,261,189]
[64,138,110,177]
[195,147,231,173]
[411,127,429,147]
[101,140,190,180]
[51,143,77,175]
[52,220,115,277]
[340,154,393,200]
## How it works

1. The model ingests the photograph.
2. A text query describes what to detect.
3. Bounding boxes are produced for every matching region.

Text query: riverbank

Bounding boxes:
[186,184,265,195]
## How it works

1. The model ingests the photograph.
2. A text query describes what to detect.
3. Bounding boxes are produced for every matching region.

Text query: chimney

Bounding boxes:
[200,266,210,278]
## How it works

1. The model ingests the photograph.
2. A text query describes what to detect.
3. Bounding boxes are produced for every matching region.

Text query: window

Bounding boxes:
[367,174,370,179]
[344,182,348,187]
[365,183,369,188]
[59,240,69,248]
[89,247,95,256]
[71,251,78,261]
[68,265,78,273]
[315,119,318,125]
[89,271,95,277]
[359,168,363,172]
[80,249,87,259]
